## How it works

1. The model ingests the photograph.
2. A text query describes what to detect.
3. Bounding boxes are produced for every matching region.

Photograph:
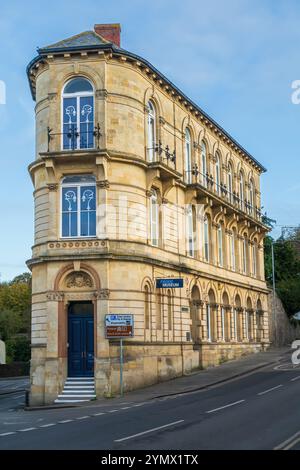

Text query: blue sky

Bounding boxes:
[0,0,299,281]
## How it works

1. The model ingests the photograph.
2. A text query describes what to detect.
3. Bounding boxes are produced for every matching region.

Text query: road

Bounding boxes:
[0,362,300,450]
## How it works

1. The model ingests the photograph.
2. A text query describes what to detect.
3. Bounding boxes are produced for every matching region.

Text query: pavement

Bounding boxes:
[1,346,299,449]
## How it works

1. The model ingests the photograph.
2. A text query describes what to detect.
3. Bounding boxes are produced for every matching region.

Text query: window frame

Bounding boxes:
[147,100,156,162]
[60,175,97,239]
[185,128,192,184]
[61,77,95,151]
[149,190,159,247]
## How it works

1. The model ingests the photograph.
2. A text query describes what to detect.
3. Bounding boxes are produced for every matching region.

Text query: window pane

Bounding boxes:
[80,96,94,149]
[64,78,93,94]
[63,97,77,150]
[80,186,96,236]
[63,175,96,184]
[62,187,78,237]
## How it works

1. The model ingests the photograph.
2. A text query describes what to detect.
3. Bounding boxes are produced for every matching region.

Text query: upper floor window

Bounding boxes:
[215,152,221,195]
[239,171,244,210]
[203,215,210,262]
[62,77,94,150]
[242,235,248,274]
[150,190,159,246]
[147,101,156,162]
[201,141,207,187]
[228,163,233,203]
[187,205,196,257]
[249,179,254,215]
[185,128,192,184]
[61,175,96,238]
[252,241,258,277]
[230,229,236,271]
[217,224,223,267]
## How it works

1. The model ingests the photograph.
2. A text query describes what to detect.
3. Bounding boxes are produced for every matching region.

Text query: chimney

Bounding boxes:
[94,23,121,47]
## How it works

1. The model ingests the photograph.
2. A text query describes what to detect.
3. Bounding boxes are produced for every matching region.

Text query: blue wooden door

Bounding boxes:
[68,314,94,377]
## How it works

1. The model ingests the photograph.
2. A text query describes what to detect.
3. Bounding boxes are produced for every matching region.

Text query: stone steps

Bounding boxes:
[55,377,96,403]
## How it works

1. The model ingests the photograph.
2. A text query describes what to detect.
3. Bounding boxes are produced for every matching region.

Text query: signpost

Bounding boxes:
[105,314,134,396]
[156,278,184,288]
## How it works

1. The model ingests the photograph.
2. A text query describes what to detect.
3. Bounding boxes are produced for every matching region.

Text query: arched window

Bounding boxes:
[239,171,244,210]
[222,292,231,342]
[235,295,243,342]
[203,215,210,262]
[185,128,192,184]
[242,234,248,274]
[215,152,221,195]
[155,289,163,330]
[191,285,201,342]
[187,205,196,257]
[147,101,156,162]
[252,241,257,277]
[230,229,236,271]
[167,289,173,331]
[62,77,94,150]
[217,224,223,267]
[228,162,233,203]
[249,179,254,215]
[149,189,159,246]
[144,284,151,330]
[246,297,253,341]
[256,299,263,341]
[201,141,207,187]
[61,175,96,238]
[207,289,217,342]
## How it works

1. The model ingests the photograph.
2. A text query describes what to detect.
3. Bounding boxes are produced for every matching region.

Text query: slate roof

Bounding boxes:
[39,31,112,52]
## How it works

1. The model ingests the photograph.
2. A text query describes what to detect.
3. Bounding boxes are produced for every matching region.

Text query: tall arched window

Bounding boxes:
[246,297,253,341]
[155,289,163,331]
[185,128,192,184]
[187,205,196,257]
[147,100,156,162]
[252,240,258,277]
[222,292,231,341]
[61,175,96,238]
[215,152,221,195]
[217,224,223,267]
[235,295,243,342]
[62,77,94,150]
[201,141,207,187]
[144,284,151,330]
[249,179,254,215]
[149,189,159,246]
[230,229,236,271]
[256,299,263,341]
[242,234,248,274]
[239,171,244,210]
[167,289,173,331]
[203,215,210,262]
[228,162,233,203]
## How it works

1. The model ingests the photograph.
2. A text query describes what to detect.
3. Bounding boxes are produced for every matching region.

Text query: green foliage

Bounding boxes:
[6,337,30,363]
[0,273,31,360]
[264,232,300,316]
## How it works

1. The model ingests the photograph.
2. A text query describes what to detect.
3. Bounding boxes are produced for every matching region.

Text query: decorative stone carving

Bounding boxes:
[47,183,58,191]
[94,289,110,299]
[97,179,110,189]
[96,89,108,99]
[46,291,64,301]
[65,271,94,289]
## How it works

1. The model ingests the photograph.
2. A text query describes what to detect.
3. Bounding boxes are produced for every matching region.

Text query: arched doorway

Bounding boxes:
[68,301,94,377]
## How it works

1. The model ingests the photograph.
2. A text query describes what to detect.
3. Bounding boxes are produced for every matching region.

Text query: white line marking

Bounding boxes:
[76,416,89,420]
[115,420,184,442]
[121,407,130,410]
[133,403,145,407]
[0,432,16,437]
[12,395,24,400]
[19,427,36,432]
[108,409,118,413]
[40,423,56,428]
[291,376,300,382]
[206,400,245,414]
[93,412,105,416]
[58,419,73,424]
[274,430,300,450]
[258,384,283,396]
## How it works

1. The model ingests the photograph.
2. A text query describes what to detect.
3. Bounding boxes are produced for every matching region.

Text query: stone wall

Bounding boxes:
[268,292,300,346]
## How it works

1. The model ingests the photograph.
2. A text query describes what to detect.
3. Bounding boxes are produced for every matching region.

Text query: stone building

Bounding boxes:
[27,24,270,405]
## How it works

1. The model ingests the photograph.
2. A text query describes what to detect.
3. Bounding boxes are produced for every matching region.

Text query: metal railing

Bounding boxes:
[147,140,176,167]
[47,124,101,152]
[186,163,263,222]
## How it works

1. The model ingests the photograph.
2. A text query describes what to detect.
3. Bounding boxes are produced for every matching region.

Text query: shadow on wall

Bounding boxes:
[269,292,300,347]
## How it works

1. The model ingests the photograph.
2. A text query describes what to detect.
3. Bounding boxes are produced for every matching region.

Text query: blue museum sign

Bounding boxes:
[156,278,184,288]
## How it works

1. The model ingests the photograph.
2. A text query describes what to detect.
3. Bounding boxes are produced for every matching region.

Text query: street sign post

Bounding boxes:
[105,314,134,396]
[156,278,184,288]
